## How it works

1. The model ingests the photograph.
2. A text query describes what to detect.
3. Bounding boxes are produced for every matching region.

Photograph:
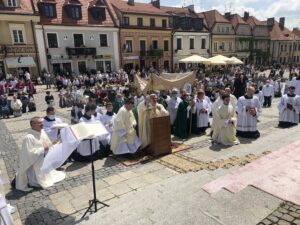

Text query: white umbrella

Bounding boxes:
[179,55,210,63]
[230,57,244,65]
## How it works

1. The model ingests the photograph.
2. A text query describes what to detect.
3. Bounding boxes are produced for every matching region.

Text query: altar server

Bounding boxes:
[15,117,65,191]
[262,80,274,107]
[100,102,116,149]
[236,86,262,139]
[43,107,63,143]
[278,86,300,128]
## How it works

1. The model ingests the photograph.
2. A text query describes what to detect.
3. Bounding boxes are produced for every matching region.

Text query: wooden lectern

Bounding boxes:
[148,116,171,156]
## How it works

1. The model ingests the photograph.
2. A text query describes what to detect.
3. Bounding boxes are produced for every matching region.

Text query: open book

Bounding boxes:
[69,122,109,140]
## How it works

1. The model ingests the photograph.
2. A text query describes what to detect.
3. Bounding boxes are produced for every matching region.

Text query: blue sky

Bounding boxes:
[136,0,300,29]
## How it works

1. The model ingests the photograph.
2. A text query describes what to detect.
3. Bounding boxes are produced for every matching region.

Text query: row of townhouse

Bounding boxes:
[1,0,300,79]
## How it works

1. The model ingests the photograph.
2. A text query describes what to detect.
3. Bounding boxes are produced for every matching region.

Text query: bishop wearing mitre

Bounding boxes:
[137,93,169,149]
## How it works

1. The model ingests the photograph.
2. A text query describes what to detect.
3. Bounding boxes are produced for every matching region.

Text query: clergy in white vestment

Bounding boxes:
[111,98,141,155]
[212,94,240,146]
[262,80,274,107]
[191,90,211,134]
[291,76,300,96]
[236,86,262,139]
[100,102,116,148]
[253,84,264,108]
[224,87,237,109]
[167,88,182,129]
[137,94,169,149]
[71,103,102,162]
[15,117,65,192]
[43,106,63,143]
[278,86,300,128]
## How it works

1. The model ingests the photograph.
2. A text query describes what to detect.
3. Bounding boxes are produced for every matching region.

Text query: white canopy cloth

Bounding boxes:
[205,55,235,65]
[40,122,109,175]
[179,55,210,63]
[230,57,244,65]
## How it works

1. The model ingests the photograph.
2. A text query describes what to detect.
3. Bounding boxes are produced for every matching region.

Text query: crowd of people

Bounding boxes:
[6,63,300,192]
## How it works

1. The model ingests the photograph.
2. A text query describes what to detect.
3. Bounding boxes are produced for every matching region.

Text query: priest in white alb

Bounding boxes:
[15,117,65,192]
[278,86,300,128]
[137,93,169,149]
[100,102,116,152]
[212,94,240,145]
[236,86,262,139]
[111,98,141,155]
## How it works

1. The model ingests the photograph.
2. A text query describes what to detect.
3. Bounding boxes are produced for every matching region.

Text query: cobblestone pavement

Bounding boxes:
[0,85,299,225]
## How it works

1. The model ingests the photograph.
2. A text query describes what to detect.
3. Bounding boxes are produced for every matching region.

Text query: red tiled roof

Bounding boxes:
[160,6,197,18]
[230,14,247,29]
[109,0,168,16]
[269,21,300,41]
[39,0,114,26]
[246,16,266,29]
[201,10,230,29]
[0,0,38,15]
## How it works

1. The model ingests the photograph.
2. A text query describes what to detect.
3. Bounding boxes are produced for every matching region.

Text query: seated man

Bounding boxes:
[43,106,63,143]
[15,117,65,191]
[111,99,141,155]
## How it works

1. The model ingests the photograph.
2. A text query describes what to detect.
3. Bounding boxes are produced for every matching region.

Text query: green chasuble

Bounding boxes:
[174,101,189,139]
[113,100,124,114]
[132,106,139,135]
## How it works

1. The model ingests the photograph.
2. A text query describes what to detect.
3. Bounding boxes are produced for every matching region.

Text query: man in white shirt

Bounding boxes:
[262,80,274,107]
[43,106,63,143]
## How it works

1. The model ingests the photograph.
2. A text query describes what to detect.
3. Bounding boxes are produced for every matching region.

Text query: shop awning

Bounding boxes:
[5,57,36,68]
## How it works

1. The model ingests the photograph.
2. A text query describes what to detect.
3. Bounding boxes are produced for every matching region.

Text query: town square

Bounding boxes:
[0,0,300,225]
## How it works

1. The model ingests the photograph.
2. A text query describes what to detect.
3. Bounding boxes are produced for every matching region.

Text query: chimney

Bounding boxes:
[128,0,134,6]
[267,17,275,27]
[151,0,160,9]
[224,12,231,20]
[279,17,285,29]
[186,4,194,12]
[244,11,249,20]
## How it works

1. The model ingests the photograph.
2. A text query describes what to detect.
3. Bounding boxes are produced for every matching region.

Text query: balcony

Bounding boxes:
[140,49,164,57]
[66,47,96,56]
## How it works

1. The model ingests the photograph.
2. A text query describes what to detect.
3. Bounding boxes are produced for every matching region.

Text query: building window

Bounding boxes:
[91,8,106,20]
[78,61,86,74]
[297,56,299,62]
[229,42,233,51]
[7,0,17,7]
[285,45,287,51]
[125,40,133,52]
[152,40,158,49]
[189,38,194,50]
[73,34,84,47]
[47,33,58,48]
[123,17,129,26]
[137,18,143,26]
[214,42,218,52]
[219,42,225,51]
[162,19,167,28]
[12,30,24,44]
[177,38,182,50]
[96,61,104,72]
[100,34,108,47]
[281,45,283,52]
[290,45,292,52]
[164,61,169,71]
[226,27,229,33]
[201,38,206,49]
[41,3,56,17]
[298,44,300,51]
[67,6,81,19]
[140,40,146,52]
[150,18,155,27]
[164,40,169,51]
